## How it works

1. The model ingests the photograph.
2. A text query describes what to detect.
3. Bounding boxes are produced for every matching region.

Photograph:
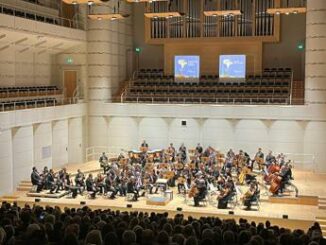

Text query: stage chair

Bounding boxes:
[125,193,135,201]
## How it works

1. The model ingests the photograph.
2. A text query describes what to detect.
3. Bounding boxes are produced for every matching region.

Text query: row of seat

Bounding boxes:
[124,96,289,105]
[0,98,57,111]
[0,85,60,98]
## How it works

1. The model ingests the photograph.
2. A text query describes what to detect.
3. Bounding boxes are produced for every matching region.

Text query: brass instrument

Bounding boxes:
[238,166,251,185]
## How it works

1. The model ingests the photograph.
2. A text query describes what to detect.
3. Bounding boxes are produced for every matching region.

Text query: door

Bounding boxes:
[64,70,77,99]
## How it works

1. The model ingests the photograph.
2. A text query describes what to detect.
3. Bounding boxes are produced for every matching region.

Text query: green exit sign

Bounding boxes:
[66,57,74,64]
[297,43,305,51]
[135,47,141,53]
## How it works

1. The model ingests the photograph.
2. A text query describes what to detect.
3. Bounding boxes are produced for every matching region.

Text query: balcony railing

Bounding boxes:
[0,2,85,30]
[0,97,78,112]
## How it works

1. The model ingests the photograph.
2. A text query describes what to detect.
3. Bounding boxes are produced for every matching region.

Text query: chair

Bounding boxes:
[125,193,135,201]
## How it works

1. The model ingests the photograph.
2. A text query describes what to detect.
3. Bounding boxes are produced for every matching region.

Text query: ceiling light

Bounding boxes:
[97,17,102,20]
[72,1,77,4]
[111,16,117,20]
[285,12,290,15]
[275,11,280,15]
[293,10,298,14]
[212,14,217,17]
[88,1,94,5]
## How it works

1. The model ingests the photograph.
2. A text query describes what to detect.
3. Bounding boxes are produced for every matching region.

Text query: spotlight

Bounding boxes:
[285,12,290,15]
[293,10,298,14]
[275,11,280,15]
[88,1,94,5]
[212,14,217,17]
[72,1,77,5]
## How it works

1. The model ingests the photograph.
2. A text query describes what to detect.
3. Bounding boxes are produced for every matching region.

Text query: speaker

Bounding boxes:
[35,198,41,203]
[181,120,187,126]
[228,211,234,215]
[80,201,86,205]
[127,204,132,208]
[176,207,182,211]
[282,214,288,219]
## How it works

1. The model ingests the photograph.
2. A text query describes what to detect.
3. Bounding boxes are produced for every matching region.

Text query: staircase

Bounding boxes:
[318,196,326,210]
[16,180,33,192]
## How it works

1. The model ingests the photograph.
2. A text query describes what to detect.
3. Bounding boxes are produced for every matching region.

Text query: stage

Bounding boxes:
[1,161,326,233]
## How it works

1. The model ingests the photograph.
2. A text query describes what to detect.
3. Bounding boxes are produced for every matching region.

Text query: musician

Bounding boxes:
[278,162,297,196]
[117,153,125,162]
[276,153,285,167]
[226,149,235,159]
[127,176,139,201]
[116,172,127,196]
[45,169,59,194]
[94,173,105,194]
[146,171,158,194]
[74,169,85,194]
[31,167,43,192]
[242,182,259,210]
[177,174,187,194]
[104,172,117,199]
[217,177,235,209]
[167,143,176,162]
[153,152,162,163]
[86,173,98,198]
[179,143,187,163]
[99,152,109,174]
[265,151,275,167]
[193,175,207,207]
[140,140,149,153]
[254,148,264,170]
[195,143,203,156]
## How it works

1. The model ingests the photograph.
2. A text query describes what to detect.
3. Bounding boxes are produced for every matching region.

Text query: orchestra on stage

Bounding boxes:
[30,141,298,210]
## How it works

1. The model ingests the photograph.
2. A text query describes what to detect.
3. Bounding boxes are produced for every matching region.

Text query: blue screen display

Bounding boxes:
[174,56,200,82]
[219,55,246,79]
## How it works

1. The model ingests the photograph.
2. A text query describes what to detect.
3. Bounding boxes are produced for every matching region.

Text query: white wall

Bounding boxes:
[0,46,55,87]
[0,129,13,195]
[52,119,68,168]
[88,103,326,172]
[68,117,84,164]
[33,122,52,171]
[12,126,33,189]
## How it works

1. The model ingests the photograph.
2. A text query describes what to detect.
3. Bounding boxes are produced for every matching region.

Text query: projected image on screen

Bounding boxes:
[219,55,246,79]
[174,56,200,82]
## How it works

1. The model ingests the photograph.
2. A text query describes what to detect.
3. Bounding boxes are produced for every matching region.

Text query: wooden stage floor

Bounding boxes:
[2,161,326,232]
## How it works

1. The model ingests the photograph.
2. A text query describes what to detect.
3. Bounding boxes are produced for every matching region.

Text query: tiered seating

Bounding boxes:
[0,85,63,111]
[124,68,292,105]
[0,85,60,98]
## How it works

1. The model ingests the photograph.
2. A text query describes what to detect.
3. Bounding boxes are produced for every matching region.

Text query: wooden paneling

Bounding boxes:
[64,71,77,99]
[164,40,263,75]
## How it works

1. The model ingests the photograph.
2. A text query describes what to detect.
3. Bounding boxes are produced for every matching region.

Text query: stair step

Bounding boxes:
[318,205,326,210]
[19,183,32,187]
[17,186,31,192]
[316,219,326,225]
[20,180,31,184]
[1,195,19,200]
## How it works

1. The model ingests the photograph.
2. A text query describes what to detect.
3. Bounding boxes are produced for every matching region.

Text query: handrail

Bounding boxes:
[111,95,306,106]
[0,97,78,112]
[0,2,85,30]
[21,0,59,10]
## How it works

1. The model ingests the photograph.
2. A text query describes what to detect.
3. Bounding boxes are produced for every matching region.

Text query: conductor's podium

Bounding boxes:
[146,196,171,206]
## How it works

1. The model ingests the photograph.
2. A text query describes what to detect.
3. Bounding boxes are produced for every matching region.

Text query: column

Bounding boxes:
[305,0,326,104]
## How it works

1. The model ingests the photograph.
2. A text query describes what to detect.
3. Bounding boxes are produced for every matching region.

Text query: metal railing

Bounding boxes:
[21,0,60,10]
[0,97,78,112]
[0,2,85,30]
[117,95,305,106]
[86,146,124,162]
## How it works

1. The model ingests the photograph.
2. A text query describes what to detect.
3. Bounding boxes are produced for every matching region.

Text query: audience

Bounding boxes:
[0,201,325,245]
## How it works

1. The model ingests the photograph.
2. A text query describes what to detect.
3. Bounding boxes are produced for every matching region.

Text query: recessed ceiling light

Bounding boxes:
[88,1,94,5]
[72,1,77,5]
[111,16,117,20]
[275,11,280,15]
[97,17,102,20]
[285,12,290,15]
[293,10,298,14]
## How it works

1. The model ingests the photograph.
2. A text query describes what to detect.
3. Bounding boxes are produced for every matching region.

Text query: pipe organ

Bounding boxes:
[144,0,302,42]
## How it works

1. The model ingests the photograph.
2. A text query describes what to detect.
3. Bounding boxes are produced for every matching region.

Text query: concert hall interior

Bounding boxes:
[0,0,326,244]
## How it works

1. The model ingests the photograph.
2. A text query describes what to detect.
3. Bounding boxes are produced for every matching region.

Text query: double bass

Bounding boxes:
[188,185,199,198]
[269,173,282,194]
